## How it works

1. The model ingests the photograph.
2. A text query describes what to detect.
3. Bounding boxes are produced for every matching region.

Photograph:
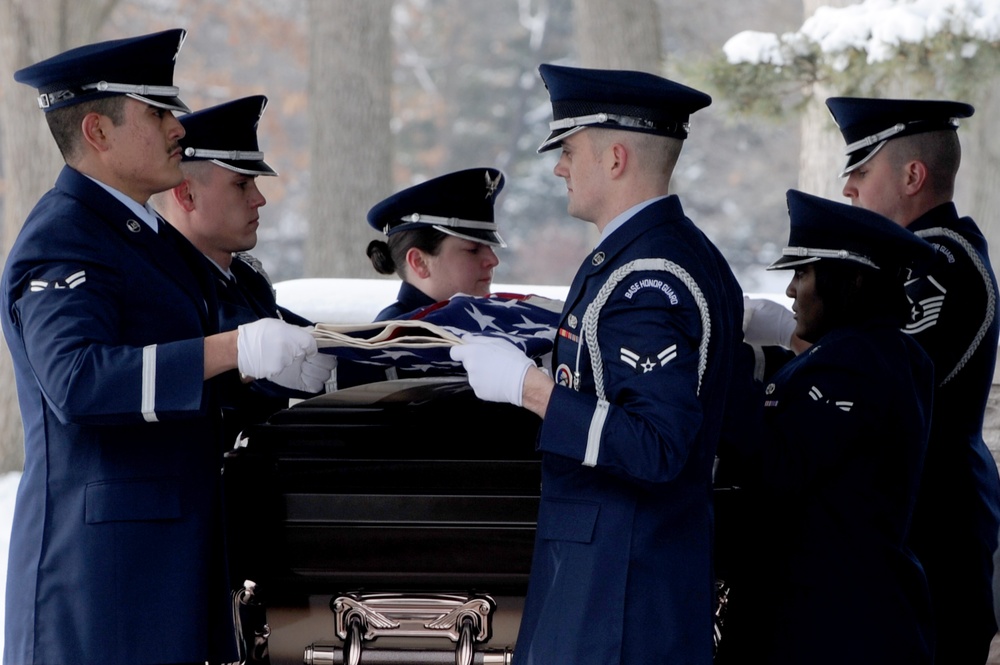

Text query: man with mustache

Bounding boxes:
[2,30,330,665]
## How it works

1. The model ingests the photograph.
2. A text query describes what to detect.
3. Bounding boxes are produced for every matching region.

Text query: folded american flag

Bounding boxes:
[313,292,562,375]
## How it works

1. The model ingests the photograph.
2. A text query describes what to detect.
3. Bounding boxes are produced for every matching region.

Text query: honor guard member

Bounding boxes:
[153,96,330,445]
[827,97,1000,665]
[366,167,506,321]
[2,31,330,665]
[450,64,745,665]
[718,191,937,665]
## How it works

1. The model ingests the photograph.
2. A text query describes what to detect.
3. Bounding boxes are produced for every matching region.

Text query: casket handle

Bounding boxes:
[456,615,474,665]
[344,614,362,665]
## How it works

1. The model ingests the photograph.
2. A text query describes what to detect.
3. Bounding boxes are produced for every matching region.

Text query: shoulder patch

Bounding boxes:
[622,278,680,305]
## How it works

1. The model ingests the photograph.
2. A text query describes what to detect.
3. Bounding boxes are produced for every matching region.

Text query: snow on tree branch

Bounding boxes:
[709,0,1000,117]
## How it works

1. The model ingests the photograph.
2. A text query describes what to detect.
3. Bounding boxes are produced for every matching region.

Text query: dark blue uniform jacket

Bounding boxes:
[1,166,237,665]
[905,202,1000,663]
[720,321,935,664]
[374,280,436,322]
[513,196,743,665]
[205,252,313,445]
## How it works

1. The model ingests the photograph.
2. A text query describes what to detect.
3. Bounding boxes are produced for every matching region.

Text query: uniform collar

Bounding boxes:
[597,195,669,248]
[83,173,161,232]
[906,201,959,233]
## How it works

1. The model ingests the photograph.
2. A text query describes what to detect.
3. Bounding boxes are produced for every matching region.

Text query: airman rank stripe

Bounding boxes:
[29,270,87,292]
[808,385,853,412]
[621,345,678,373]
[657,345,677,365]
[621,347,640,369]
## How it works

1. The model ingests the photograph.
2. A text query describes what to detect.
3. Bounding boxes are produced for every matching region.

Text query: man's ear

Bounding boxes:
[608,142,628,179]
[405,246,432,279]
[903,160,929,195]
[172,179,197,213]
[80,113,111,153]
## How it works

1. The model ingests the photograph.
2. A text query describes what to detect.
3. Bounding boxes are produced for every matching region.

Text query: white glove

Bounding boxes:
[304,353,337,393]
[274,349,337,393]
[237,319,333,392]
[449,334,534,407]
[742,296,796,347]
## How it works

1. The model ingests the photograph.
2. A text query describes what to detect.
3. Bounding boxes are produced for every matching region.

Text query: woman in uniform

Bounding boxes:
[365,167,506,321]
[718,189,937,664]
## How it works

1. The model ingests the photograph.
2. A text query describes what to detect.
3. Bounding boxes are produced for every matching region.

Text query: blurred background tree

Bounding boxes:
[0,0,122,472]
[708,0,1000,263]
[1,0,996,469]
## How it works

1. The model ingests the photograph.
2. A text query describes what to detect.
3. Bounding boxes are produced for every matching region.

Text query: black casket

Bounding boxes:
[224,377,739,664]
[223,378,541,664]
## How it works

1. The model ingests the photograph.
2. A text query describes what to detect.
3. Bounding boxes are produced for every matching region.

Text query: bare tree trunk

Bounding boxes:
[797,0,853,200]
[306,0,393,278]
[0,0,119,473]
[956,81,1000,273]
[572,0,661,70]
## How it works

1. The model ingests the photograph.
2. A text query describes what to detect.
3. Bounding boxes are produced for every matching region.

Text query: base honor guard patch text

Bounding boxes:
[623,278,680,305]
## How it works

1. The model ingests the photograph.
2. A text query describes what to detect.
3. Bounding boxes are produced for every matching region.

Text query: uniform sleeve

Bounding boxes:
[8,253,207,426]
[904,234,992,386]
[538,269,706,485]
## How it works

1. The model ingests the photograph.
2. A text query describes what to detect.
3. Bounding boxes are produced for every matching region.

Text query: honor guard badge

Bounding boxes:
[555,363,573,388]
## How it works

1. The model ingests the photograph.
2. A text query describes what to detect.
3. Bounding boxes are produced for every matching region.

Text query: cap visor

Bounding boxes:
[130,93,190,114]
[214,160,278,177]
[839,141,885,178]
[766,255,821,271]
[435,226,506,249]
[537,126,585,153]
